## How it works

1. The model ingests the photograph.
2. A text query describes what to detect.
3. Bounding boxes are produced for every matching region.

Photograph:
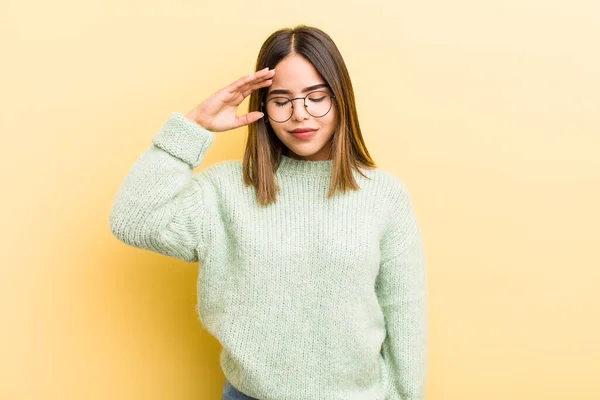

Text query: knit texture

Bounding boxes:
[109,112,428,400]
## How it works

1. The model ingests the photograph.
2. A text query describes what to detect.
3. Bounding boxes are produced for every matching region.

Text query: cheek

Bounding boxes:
[324,106,338,131]
[272,127,284,139]
[272,126,290,142]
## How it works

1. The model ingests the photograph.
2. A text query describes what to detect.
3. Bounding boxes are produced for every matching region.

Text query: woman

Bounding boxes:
[110,25,428,400]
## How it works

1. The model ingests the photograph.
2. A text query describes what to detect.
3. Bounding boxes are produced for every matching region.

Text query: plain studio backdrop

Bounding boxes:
[1,0,599,399]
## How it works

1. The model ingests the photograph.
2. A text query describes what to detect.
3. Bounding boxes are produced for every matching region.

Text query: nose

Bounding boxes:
[290,98,309,121]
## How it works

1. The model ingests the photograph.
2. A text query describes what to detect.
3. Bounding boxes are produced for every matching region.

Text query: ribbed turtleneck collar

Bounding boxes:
[276,154,334,177]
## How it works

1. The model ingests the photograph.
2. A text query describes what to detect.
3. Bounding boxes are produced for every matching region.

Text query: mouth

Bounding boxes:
[289,129,318,140]
[289,128,318,134]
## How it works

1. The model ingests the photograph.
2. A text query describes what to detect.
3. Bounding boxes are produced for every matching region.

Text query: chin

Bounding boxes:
[290,147,314,155]
[289,146,331,160]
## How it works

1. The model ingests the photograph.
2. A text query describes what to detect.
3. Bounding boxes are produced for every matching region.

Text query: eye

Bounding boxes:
[269,97,291,107]
[307,91,328,102]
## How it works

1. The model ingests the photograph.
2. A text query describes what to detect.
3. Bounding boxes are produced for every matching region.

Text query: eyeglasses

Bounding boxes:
[261,91,336,123]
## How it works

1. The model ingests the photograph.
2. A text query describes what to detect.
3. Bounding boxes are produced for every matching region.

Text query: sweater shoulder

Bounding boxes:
[360,167,418,233]
[358,166,410,198]
[195,159,242,181]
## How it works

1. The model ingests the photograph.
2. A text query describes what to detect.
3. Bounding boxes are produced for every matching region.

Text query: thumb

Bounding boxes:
[234,111,265,128]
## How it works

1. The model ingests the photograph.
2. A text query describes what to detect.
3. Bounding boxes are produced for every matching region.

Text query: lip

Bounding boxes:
[290,129,317,140]
[289,128,318,140]
[290,128,318,134]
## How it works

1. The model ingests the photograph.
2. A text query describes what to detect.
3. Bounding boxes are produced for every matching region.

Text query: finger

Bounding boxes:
[228,68,271,92]
[241,79,272,98]
[232,111,264,129]
[230,68,275,94]
[235,69,275,95]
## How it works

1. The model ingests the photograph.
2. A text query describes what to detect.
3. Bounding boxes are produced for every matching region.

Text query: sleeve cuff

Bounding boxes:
[152,112,215,168]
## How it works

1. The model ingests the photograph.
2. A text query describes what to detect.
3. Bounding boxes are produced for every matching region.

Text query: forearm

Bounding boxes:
[381,293,428,399]
[109,112,215,261]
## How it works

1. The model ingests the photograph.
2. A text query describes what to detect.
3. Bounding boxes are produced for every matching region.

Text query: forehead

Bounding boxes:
[270,54,324,90]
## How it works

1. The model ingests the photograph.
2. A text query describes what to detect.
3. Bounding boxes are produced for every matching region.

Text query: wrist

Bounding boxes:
[184,110,210,131]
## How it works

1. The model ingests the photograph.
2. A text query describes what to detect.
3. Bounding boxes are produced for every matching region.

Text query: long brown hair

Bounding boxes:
[244,25,377,206]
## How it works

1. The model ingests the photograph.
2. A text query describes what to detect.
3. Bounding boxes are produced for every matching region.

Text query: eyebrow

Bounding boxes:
[267,83,330,96]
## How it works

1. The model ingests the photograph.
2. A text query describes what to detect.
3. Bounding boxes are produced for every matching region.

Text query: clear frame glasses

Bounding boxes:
[261,91,336,123]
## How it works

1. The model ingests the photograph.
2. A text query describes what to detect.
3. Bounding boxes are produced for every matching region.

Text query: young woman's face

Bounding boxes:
[265,54,338,161]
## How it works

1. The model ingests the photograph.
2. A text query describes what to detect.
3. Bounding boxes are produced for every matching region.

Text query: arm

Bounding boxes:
[376,181,428,399]
[109,112,217,262]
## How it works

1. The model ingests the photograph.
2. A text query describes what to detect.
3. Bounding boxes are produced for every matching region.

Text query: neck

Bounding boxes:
[277,154,334,177]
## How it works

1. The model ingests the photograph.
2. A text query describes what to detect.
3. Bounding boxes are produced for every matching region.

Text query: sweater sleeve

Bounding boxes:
[376,180,428,400]
[109,112,217,263]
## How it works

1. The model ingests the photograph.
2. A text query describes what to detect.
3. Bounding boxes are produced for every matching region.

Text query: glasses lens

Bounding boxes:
[305,91,332,118]
[266,91,332,122]
[266,97,292,122]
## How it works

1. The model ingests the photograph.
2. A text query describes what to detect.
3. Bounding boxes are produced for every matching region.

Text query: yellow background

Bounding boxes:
[2,0,599,399]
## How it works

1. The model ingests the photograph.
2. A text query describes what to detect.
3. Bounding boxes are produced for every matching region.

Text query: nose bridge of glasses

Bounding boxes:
[288,96,309,110]
[289,97,309,120]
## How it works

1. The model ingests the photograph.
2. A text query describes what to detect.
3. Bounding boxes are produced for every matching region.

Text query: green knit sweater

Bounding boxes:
[109,112,428,400]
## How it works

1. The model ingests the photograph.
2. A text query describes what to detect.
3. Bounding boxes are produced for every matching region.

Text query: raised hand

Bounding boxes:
[184,67,275,132]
